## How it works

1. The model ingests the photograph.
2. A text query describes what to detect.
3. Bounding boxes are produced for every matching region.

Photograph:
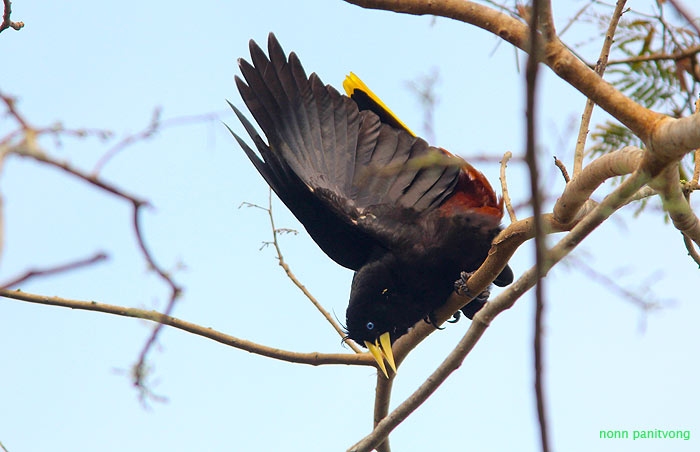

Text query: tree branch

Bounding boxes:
[373,376,393,452]
[553,146,645,224]
[92,108,223,175]
[500,151,517,222]
[650,165,700,246]
[241,193,363,353]
[605,44,700,66]
[0,289,373,367]
[553,156,571,183]
[1,94,186,398]
[525,0,550,449]
[0,0,23,34]
[572,0,628,176]
[343,0,665,143]
[0,252,108,289]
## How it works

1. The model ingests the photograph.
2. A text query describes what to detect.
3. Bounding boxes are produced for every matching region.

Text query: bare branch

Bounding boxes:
[241,193,363,353]
[0,252,108,289]
[525,0,551,449]
[348,311,489,452]
[681,203,700,267]
[537,0,556,43]
[9,143,148,206]
[569,256,665,313]
[572,0,628,176]
[553,146,645,225]
[130,205,183,399]
[0,0,23,34]
[559,2,595,37]
[650,165,700,246]
[605,44,700,66]
[500,151,517,221]
[373,376,393,452]
[691,98,700,187]
[92,109,223,174]
[1,94,185,397]
[0,289,373,368]
[553,156,571,183]
[342,0,665,144]
[0,92,29,129]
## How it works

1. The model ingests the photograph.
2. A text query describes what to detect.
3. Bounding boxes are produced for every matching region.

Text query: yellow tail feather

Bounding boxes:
[343,72,415,137]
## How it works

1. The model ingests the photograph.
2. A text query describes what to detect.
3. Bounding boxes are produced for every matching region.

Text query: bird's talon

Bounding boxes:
[424,312,445,330]
[446,311,461,323]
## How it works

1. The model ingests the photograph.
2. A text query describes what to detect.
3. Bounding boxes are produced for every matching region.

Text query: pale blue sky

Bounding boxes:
[1,1,698,451]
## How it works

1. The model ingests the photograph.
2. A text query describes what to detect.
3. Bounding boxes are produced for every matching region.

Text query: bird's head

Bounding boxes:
[344,256,424,377]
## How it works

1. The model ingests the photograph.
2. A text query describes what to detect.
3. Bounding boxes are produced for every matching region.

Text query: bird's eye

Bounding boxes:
[366,321,375,330]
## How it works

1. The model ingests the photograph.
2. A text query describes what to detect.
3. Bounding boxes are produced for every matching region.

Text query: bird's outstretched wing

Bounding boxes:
[229,33,461,270]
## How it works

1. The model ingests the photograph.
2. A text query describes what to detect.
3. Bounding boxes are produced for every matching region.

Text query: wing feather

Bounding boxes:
[230,33,462,268]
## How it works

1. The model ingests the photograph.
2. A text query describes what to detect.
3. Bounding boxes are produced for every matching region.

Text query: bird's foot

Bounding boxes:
[454,271,491,301]
[424,311,446,330]
[423,301,463,330]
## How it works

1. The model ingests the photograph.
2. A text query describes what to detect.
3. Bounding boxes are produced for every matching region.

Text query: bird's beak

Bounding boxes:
[364,332,397,378]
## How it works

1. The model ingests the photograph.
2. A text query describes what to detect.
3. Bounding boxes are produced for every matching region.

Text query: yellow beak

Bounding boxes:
[364,332,397,378]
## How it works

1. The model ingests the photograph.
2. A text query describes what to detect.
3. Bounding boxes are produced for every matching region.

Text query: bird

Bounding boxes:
[228,33,513,377]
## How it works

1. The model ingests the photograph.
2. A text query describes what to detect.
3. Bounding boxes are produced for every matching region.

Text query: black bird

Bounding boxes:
[229,33,513,377]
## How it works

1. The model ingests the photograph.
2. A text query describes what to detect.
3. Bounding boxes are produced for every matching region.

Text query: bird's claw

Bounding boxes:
[446,311,461,323]
[424,311,446,329]
[454,271,491,301]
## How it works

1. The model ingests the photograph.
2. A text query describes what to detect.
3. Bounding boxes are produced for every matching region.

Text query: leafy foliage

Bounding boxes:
[589,120,644,158]
[577,1,699,184]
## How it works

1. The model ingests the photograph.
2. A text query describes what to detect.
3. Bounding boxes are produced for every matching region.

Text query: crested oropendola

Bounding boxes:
[228,33,513,377]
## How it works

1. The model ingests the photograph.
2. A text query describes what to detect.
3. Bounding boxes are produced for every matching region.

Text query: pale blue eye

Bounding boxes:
[366,322,375,330]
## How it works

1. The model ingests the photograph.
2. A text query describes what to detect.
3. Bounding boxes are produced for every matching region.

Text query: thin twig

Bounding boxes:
[0,252,108,289]
[689,146,700,265]
[553,156,571,183]
[682,222,700,267]
[241,193,363,353]
[568,255,665,312]
[2,94,183,400]
[605,44,700,66]
[0,91,29,130]
[559,2,595,37]
[0,288,373,367]
[572,0,628,177]
[92,109,223,174]
[500,151,517,221]
[131,205,183,402]
[12,146,149,206]
[692,98,700,186]
[0,0,23,33]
